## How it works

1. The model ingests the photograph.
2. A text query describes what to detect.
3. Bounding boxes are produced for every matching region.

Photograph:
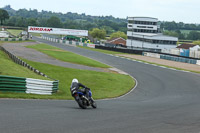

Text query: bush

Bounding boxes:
[193,40,200,45]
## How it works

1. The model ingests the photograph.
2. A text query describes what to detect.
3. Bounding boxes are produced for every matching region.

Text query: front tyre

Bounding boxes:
[91,101,97,108]
[90,98,97,108]
[78,100,87,109]
[75,96,87,109]
[78,99,87,109]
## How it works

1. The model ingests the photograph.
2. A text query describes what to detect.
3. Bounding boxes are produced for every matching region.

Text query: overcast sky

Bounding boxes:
[1,0,199,23]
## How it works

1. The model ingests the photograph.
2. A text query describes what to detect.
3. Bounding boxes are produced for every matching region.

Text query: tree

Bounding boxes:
[193,40,200,45]
[101,26,114,35]
[89,28,106,39]
[4,16,17,26]
[187,31,200,40]
[27,18,37,26]
[0,9,9,25]
[175,30,185,40]
[37,18,48,27]
[15,17,27,27]
[163,30,179,37]
[47,16,62,28]
[110,31,127,40]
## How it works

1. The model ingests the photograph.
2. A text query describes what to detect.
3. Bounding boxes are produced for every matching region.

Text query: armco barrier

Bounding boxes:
[0,75,58,95]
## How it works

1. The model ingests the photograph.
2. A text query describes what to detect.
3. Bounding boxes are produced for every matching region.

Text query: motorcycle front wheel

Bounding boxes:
[79,98,88,109]
[90,98,97,108]
[75,96,87,109]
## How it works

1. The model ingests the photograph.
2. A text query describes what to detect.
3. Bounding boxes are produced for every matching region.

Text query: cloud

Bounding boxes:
[1,0,200,23]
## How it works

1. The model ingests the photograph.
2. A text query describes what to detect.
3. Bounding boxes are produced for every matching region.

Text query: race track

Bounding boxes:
[1,37,200,133]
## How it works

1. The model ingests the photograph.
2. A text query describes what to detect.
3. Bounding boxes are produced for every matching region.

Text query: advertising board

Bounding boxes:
[28,26,88,36]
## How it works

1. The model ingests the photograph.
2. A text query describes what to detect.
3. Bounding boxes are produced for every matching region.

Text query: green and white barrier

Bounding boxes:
[0,38,28,41]
[0,75,58,95]
[0,46,59,95]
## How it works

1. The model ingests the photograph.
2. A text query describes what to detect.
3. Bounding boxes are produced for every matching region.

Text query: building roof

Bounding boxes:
[107,37,126,43]
[176,44,196,49]
[128,17,158,22]
[128,17,158,20]
[131,33,178,41]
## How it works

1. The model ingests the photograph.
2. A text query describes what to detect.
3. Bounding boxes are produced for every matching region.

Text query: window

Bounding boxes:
[133,21,157,25]
[128,20,134,23]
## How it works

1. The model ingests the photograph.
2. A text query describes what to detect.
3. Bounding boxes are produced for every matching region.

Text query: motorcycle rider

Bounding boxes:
[70,78,91,101]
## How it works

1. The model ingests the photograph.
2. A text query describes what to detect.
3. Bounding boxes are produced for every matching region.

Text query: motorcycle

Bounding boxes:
[74,89,97,109]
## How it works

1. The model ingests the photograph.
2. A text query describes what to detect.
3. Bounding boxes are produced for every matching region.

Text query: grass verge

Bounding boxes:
[78,46,200,74]
[0,58,135,99]
[0,40,35,44]
[120,56,200,74]
[77,46,123,55]
[0,50,48,80]
[6,29,23,37]
[26,43,110,68]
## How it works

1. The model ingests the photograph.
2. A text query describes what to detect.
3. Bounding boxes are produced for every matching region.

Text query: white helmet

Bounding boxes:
[72,78,78,83]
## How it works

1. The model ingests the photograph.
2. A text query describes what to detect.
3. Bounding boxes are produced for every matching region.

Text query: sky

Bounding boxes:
[1,0,199,23]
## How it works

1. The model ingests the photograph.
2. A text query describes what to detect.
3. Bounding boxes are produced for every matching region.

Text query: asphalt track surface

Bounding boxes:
[1,37,200,133]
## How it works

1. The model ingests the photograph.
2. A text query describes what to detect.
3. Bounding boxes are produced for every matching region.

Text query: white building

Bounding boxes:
[127,17,178,52]
[0,31,9,38]
[190,45,200,58]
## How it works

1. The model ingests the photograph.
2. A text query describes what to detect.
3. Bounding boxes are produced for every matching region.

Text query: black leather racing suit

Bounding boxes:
[70,82,90,99]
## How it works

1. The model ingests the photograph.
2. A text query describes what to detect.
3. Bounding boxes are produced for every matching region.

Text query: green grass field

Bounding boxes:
[0,50,48,80]
[22,59,135,99]
[180,30,200,35]
[0,44,135,99]
[0,40,35,43]
[6,29,23,37]
[30,33,42,37]
[77,46,123,55]
[26,43,110,68]
[78,46,200,74]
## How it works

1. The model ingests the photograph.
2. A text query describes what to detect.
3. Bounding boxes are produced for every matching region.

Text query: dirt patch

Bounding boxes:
[117,54,200,72]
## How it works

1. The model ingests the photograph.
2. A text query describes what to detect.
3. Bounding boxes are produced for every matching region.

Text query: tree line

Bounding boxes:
[161,21,200,31]
[161,21,200,40]
[163,30,200,40]
[1,5,200,40]
[2,5,127,35]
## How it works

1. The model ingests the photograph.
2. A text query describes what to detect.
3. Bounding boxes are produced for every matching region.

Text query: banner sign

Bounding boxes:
[28,26,88,36]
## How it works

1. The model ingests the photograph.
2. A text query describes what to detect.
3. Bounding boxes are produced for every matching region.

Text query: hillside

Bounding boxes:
[2,5,200,40]
[2,5,127,34]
